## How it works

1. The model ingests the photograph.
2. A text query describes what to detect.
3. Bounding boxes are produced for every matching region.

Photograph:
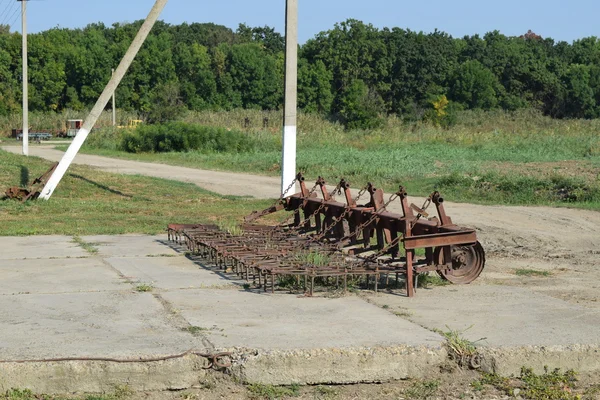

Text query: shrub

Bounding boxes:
[120,122,256,154]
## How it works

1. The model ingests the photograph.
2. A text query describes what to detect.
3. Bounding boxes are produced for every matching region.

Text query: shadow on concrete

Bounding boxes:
[69,174,133,198]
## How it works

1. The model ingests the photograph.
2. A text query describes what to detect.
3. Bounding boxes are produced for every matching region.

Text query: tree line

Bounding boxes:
[0,19,599,128]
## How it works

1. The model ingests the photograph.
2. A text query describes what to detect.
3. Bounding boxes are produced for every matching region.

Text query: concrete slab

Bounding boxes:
[365,285,600,347]
[82,235,178,258]
[161,289,443,350]
[0,236,87,260]
[0,258,125,295]
[0,292,202,360]
[105,256,237,290]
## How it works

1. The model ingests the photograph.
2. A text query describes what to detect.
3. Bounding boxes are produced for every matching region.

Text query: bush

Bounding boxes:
[120,122,256,154]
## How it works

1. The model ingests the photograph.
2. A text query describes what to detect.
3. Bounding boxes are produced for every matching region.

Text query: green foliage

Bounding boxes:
[476,367,579,400]
[0,20,600,121]
[338,79,385,130]
[247,383,300,400]
[120,122,255,154]
[404,380,440,399]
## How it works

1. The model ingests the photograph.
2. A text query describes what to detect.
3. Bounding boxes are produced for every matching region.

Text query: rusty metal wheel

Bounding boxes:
[434,241,485,284]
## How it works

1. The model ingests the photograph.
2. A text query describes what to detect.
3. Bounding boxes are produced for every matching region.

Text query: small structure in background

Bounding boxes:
[64,119,84,138]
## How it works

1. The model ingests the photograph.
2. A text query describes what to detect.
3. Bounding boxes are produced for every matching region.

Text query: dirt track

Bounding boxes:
[4,145,600,307]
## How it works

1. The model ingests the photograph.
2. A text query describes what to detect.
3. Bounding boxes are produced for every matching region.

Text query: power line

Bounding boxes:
[3,3,20,28]
[0,0,12,23]
[8,1,24,31]
[0,2,17,25]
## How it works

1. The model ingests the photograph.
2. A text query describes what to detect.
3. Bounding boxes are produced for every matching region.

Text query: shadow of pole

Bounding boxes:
[20,166,29,187]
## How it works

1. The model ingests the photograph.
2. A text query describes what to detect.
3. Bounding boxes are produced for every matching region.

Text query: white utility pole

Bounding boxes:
[40,0,169,200]
[20,0,28,156]
[281,0,298,197]
[111,68,116,126]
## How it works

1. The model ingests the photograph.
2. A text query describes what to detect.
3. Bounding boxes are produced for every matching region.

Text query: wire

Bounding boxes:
[0,0,12,22]
[1,3,19,27]
[0,2,17,25]
[7,3,23,31]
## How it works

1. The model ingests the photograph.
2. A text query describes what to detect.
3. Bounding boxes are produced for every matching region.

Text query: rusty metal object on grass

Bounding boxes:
[5,162,58,202]
[169,173,485,298]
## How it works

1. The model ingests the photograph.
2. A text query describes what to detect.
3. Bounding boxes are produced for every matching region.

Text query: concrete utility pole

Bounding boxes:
[40,0,169,200]
[281,0,298,197]
[19,0,28,156]
[111,68,116,126]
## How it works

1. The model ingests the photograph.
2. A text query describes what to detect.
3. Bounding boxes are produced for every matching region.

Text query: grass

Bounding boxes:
[418,273,450,288]
[59,108,600,210]
[72,236,99,254]
[247,383,300,400]
[0,149,272,236]
[184,326,209,335]
[404,380,440,400]
[515,268,552,277]
[474,367,579,400]
[439,326,486,369]
[1,387,131,400]
[134,283,154,292]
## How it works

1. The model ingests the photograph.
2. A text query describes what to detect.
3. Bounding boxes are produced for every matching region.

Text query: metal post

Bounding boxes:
[40,0,168,200]
[20,0,28,156]
[111,68,116,126]
[281,0,298,197]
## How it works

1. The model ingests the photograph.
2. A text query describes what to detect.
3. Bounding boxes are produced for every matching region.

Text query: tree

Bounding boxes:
[338,79,385,130]
[298,59,333,114]
[449,60,500,110]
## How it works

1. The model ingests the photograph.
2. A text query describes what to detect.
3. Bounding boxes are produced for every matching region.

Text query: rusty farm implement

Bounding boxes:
[168,173,485,297]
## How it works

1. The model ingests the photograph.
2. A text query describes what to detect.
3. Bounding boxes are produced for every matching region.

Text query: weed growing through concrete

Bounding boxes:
[135,283,154,292]
[404,379,439,399]
[473,366,579,400]
[247,383,300,399]
[515,268,552,277]
[146,253,178,258]
[72,236,99,255]
[439,326,486,369]
[185,326,209,335]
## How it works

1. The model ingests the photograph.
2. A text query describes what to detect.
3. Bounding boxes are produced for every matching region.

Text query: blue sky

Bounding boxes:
[1,0,597,43]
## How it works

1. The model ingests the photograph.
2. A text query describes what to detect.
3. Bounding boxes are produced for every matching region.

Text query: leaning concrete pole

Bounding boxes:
[280,0,298,197]
[40,0,168,200]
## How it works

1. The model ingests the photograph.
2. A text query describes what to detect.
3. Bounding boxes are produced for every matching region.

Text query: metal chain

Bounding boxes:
[309,185,369,243]
[337,193,399,244]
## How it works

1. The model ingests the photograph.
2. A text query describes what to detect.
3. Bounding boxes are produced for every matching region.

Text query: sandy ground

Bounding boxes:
[3,145,600,309]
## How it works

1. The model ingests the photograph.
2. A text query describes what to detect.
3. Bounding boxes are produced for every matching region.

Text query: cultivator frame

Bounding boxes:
[169,173,484,297]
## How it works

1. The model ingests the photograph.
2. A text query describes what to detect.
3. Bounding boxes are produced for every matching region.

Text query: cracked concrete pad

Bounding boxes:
[0,292,203,360]
[0,257,125,295]
[0,236,87,260]
[81,235,178,258]
[105,256,237,290]
[161,289,444,350]
[366,285,600,347]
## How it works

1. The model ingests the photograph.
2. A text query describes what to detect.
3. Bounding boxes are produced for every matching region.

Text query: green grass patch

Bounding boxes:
[0,149,272,236]
[134,283,154,292]
[418,273,450,288]
[404,380,440,399]
[475,367,579,400]
[1,387,131,400]
[72,236,99,254]
[515,268,552,277]
[247,383,300,400]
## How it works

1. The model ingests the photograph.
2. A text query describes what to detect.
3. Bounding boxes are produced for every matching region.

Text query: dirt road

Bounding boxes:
[4,145,600,307]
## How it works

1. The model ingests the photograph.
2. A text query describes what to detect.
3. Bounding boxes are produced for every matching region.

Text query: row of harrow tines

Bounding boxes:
[168,173,485,297]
